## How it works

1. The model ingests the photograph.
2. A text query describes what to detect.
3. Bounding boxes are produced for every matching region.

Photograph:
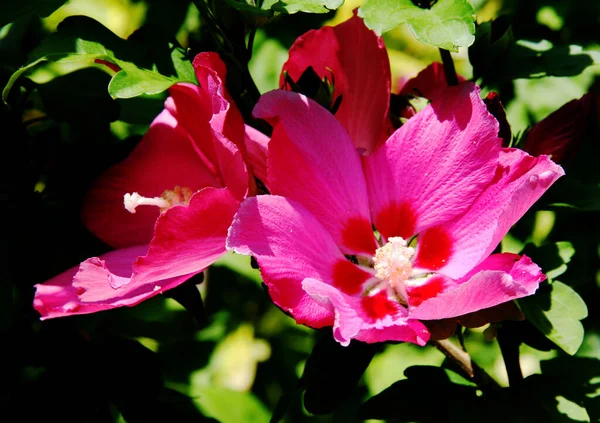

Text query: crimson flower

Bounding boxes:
[34,53,268,319]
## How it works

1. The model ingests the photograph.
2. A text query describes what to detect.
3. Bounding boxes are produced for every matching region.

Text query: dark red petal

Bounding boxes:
[374,201,417,240]
[406,276,447,307]
[331,260,372,295]
[341,217,378,256]
[414,226,453,271]
[362,291,400,321]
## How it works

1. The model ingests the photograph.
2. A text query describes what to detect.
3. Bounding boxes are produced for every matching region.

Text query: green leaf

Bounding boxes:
[520,242,575,280]
[214,252,262,285]
[302,334,380,415]
[470,19,599,84]
[228,0,342,16]
[108,64,176,98]
[547,178,600,212]
[3,16,195,103]
[193,387,270,423]
[358,0,475,51]
[0,0,68,28]
[540,357,600,421]
[518,281,588,355]
[358,366,482,421]
[263,0,344,14]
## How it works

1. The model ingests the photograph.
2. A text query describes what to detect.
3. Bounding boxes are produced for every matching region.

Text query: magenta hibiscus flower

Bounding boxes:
[34,53,268,319]
[226,17,564,346]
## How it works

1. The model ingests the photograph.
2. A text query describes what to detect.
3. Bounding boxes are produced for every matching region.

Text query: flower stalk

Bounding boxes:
[439,48,459,86]
[433,339,500,390]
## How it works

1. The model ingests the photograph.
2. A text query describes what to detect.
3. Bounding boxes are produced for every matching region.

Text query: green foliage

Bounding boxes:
[359,366,484,421]
[193,387,271,423]
[300,334,380,414]
[520,241,575,280]
[227,0,343,17]
[358,0,475,51]
[0,0,68,28]
[3,15,196,102]
[470,19,600,85]
[519,281,588,355]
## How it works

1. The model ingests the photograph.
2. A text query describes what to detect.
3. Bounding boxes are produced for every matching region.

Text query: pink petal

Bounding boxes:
[398,62,465,101]
[191,53,249,199]
[409,254,545,320]
[192,52,245,146]
[243,124,269,184]
[429,149,564,279]
[133,186,240,283]
[363,83,501,241]
[227,195,370,328]
[302,278,429,346]
[281,13,390,154]
[33,245,198,319]
[254,91,377,256]
[82,109,223,249]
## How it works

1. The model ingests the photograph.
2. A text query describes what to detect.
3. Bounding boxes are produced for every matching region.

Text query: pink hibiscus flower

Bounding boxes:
[34,53,268,319]
[226,17,565,346]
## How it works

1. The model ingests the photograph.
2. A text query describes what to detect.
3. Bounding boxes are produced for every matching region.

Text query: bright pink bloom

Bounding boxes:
[227,81,564,346]
[34,53,266,319]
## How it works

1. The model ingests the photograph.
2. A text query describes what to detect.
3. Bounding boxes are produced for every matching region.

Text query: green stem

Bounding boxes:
[439,48,458,86]
[433,339,500,391]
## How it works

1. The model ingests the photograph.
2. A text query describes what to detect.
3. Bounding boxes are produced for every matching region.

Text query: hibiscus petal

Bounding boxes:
[133,187,240,283]
[524,93,595,164]
[281,13,390,154]
[364,83,501,241]
[302,278,429,346]
[166,83,249,200]
[425,148,564,279]
[227,195,372,328]
[33,245,198,319]
[191,53,250,200]
[193,52,245,146]
[409,254,545,320]
[243,124,269,185]
[82,109,223,249]
[398,62,465,101]
[254,91,377,256]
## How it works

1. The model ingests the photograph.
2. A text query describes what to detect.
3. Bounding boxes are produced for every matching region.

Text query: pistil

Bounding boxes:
[123,186,194,214]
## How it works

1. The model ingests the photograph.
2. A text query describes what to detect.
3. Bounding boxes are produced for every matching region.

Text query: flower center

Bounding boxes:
[373,237,415,298]
[123,186,194,214]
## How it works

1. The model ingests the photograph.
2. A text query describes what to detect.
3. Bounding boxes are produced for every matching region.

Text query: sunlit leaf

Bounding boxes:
[470,19,599,84]
[193,387,271,423]
[520,242,575,280]
[263,0,343,14]
[227,0,342,16]
[358,0,476,51]
[518,281,588,355]
[2,16,195,102]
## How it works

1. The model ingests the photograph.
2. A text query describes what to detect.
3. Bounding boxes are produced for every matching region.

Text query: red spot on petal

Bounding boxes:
[341,217,378,255]
[332,260,371,295]
[362,291,399,321]
[406,276,447,307]
[375,202,417,240]
[414,226,452,271]
[94,59,121,73]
